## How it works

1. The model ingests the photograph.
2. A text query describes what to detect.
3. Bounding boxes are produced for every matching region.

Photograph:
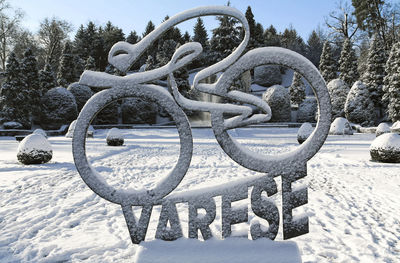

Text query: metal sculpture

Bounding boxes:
[72,5,331,244]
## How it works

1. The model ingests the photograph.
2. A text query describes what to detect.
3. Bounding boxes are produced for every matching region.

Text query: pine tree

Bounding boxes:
[245,6,256,50]
[0,52,30,128]
[39,63,57,92]
[363,34,386,110]
[254,23,264,48]
[344,81,375,126]
[85,56,96,71]
[126,31,139,44]
[263,25,281,46]
[327,79,350,119]
[289,72,306,105]
[57,41,75,87]
[319,41,338,83]
[183,31,190,43]
[281,27,306,55]
[383,42,400,122]
[339,38,359,87]
[74,56,85,80]
[156,39,177,66]
[21,48,41,122]
[193,17,208,48]
[306,30,323,67]
[210,10,240,61]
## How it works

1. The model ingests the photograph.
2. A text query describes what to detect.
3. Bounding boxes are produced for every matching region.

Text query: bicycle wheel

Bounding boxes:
[72,84,193,206]
[211,47,331,174]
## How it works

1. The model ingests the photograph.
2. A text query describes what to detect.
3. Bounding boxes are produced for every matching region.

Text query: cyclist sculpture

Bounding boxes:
[72,6,331,244]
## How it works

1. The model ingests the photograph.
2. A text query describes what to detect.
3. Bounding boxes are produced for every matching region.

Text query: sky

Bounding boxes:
[12,0,340,40]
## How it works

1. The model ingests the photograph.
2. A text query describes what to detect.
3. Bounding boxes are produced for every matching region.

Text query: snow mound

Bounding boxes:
[329,117,353,135]
[390,120,400,133]
[370,133,400,163]
[297,122,314,144]
[375,123,390,137]
[135,238,301,263]
[17,134,52,164]
[3,121,23,129]
[33,128,47,138]
[106,128,124,146]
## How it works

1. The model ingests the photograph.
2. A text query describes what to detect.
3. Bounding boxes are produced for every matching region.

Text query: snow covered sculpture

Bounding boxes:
[72,6,331,244]
[66,120,94,138]
[106,128,124,146]
[329,117,353,135]
[376,123,390,137]
[297,123,314,144]
[17,134,52,164]
[370,133,400,163]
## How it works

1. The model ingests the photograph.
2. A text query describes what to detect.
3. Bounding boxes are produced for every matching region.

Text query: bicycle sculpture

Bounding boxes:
[72,6,331,244]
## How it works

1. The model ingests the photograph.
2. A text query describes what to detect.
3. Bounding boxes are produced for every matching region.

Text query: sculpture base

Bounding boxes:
[135,238,302,263]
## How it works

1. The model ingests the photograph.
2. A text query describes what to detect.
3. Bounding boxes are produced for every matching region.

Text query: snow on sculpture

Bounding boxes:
[72,6,331,244]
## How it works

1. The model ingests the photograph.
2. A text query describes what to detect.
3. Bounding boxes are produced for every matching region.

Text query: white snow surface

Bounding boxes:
[17,134,52,154]
[370,133,400,150]
[1,128,400,262]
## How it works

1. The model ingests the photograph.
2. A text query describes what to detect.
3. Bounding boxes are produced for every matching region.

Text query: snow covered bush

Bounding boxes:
[254,66,282,87]
[289,72,305,105]
[327,79,350,119]
[262,85,291,122]
[40,87,78,130]
[65,120,94,138]
[297,122,313,144]
[297,97,317,123]
[3,121,23,129]
[344,81,375,126]
[33,128,47,138]
[376,123,390,137]
[67,82,93,112]
[370,133,400,163]
[17,134,52,164]
[121,98,158,124]
[106,128,124,146]
[329,117,353,135]
[391,121,400,134]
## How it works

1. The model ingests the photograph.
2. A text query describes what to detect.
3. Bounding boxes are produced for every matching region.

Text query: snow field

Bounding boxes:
[0,128,399,262]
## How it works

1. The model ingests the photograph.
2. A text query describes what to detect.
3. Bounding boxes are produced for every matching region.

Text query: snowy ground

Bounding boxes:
[0,127,399,262]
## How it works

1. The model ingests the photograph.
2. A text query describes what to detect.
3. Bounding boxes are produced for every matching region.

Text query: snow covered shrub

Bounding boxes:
[297,122,313,144]
[33,128,47,138]
[65,120,94,138]
[376,123,390,137]
[262,85,291,122]
[17,134,52,164]
[40,87,78,130]
[344,81,375,126]
[327,79,350,119]
[391,121,400,134]
[67,82,93,112]
[3,121,23,129]
[106,128,124,146]
[370,133,400,163]
[329,117,353,135]
[297,97,317,123]
[254,65,282,87]
[289,72,305,105]
[121,98,158,124]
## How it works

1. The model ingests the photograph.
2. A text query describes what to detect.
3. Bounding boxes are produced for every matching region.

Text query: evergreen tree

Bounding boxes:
[319,41,338,83]
[183,31,190,43]
[281,27,306,55]
[383,42,400,122]
[193,17,208,48]
[339,38,359,87]
[254,23,264,48]
[145,55,155,71]
[344,81,375,126]
[74,56,85,80]
[362,34,386,110]
[85,56,96,71]
[140,21,157,67]
[289,72,306,105]
[0,52,30,127]
[306,30,323,67]
[245,6,256,50]
[21,48,40,121]
[327,79,350,119]
[126,30,139,44]
[156,39,177,66]
[263,25,281,46]
[57,41,75,87]
[39,63,56,92]
[210,10,240,61]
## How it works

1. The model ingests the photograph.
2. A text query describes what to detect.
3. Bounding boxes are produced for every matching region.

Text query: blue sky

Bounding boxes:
[13,0,339,40]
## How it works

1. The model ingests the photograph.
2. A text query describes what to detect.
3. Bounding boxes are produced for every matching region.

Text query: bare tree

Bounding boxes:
[0,0,24,71]
[325,1,359,41]
[38,17,72,71]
